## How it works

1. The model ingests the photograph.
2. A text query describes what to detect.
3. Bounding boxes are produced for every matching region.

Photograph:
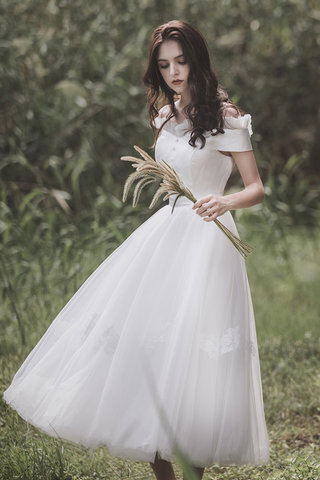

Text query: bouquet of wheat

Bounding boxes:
[120,145,253,258]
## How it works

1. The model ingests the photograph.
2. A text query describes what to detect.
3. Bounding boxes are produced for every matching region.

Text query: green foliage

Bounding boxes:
[0,0,151,225]
[234,151,320,253]
[0,0,319,236]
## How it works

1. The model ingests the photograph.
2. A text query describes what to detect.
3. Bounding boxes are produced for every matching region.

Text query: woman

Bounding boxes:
[3,20,269,480]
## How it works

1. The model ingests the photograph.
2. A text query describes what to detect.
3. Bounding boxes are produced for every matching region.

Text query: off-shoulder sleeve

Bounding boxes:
[211,113,253,152]
[152,114,165,129]
[151,105,170,129]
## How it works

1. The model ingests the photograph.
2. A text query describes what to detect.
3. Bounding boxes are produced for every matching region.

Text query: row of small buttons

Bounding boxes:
[172,137,180,151]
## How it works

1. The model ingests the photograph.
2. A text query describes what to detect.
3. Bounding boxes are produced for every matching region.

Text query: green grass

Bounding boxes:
[1,221,320,480]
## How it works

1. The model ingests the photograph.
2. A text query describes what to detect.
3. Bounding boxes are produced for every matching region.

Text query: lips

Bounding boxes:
[173,80,183,85]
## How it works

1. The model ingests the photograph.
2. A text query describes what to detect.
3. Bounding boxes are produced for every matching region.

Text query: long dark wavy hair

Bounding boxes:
[142,20,242,149]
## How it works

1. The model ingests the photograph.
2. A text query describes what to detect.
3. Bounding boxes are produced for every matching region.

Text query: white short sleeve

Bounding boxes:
[212,113,253,152]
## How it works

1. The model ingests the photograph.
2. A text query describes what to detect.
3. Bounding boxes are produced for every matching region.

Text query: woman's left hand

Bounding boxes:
[192,194,230,222]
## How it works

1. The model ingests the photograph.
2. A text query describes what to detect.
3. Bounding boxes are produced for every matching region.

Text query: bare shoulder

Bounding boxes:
[222,102,240,118]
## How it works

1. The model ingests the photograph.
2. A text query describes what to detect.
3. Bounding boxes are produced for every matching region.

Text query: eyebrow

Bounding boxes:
[157,54,184,62]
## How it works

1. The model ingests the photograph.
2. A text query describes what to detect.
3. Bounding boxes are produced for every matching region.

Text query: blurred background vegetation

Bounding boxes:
[0,1,320,479]
[1,0,319,242]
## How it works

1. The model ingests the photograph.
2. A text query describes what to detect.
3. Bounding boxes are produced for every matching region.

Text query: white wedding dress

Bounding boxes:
[3,106,270,468]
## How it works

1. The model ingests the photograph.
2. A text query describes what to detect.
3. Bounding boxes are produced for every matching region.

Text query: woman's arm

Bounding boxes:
[192,150,264,222]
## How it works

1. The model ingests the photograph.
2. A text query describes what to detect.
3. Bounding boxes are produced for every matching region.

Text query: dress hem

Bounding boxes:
[3,392,269,468]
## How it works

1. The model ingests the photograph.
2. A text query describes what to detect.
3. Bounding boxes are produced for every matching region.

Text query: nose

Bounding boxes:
[169,62,179,76]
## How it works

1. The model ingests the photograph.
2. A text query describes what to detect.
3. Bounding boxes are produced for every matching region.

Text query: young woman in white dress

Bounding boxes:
[143,19,269,480]
[3,19,269,480]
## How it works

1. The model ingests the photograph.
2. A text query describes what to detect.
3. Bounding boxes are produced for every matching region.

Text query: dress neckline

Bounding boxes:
[174,117,188,126]
[170,116,191,130]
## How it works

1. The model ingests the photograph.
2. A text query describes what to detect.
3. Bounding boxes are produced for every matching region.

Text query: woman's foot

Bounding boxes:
[149,451,176,480]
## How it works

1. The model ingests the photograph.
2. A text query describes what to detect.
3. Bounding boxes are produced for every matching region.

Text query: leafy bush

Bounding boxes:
[0,0,319,238]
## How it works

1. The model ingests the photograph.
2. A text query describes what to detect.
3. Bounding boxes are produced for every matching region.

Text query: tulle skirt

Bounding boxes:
[3,196,269,467]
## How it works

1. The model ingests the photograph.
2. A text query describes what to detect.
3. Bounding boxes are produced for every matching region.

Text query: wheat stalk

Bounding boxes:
[120,145,253,258]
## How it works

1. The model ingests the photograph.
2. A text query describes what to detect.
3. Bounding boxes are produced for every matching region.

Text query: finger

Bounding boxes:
[192,200,203,209]
[197,202,212,215]
[204,211,219,221]
[194,205,205,215]
[192,195,212,209]
[198,206,212,217]
[201,199,217,212]
[204,206,217,217]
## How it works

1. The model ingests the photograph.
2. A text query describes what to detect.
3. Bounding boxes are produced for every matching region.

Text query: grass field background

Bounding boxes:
[1,218,319,480]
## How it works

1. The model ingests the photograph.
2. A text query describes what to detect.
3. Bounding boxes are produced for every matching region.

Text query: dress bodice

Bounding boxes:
[153,107,253,204]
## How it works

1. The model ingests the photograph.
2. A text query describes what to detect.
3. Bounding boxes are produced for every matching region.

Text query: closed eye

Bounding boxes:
[159,62,186,69]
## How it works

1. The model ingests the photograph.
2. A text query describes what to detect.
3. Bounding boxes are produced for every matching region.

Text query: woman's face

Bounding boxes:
[157,40,190,95]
